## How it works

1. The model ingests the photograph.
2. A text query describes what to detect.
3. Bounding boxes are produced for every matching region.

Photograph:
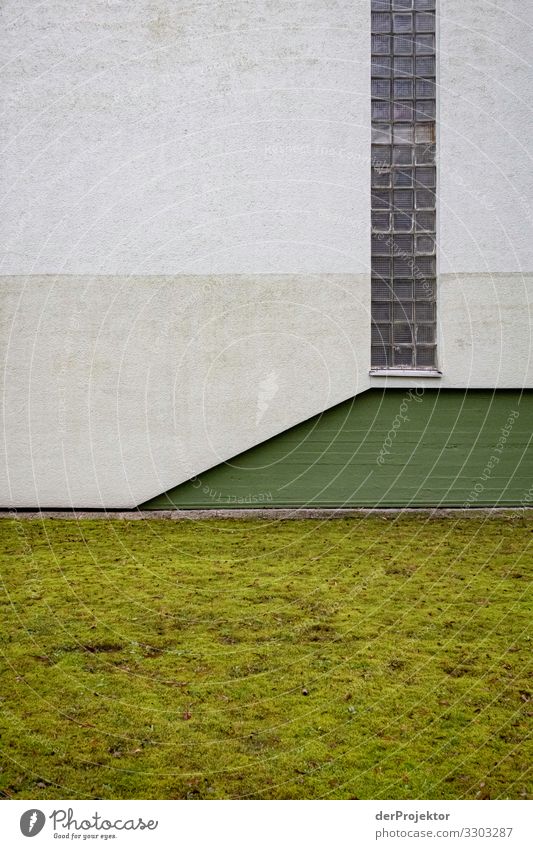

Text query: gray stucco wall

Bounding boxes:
[439,0,533,274]
[1,1,532,507]
[0,0,369,274]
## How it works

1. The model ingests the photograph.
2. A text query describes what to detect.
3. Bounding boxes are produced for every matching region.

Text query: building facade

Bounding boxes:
[1,0,532,508]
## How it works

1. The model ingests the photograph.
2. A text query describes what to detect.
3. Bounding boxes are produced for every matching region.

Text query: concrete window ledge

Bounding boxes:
[369,370,443,378]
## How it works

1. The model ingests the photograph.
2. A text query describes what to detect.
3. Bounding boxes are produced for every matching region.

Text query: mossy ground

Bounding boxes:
[0,516,531,800]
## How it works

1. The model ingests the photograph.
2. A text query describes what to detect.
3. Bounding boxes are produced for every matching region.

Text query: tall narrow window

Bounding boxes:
[371,0,437,370]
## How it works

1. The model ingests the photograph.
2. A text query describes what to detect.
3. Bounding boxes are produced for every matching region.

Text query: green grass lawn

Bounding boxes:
[0,515,531,800]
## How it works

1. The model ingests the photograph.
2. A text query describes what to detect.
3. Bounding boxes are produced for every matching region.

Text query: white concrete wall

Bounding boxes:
[0,274,369,507]
[0,0,532,507]
[0,0,369,274]
[438,0,533,275]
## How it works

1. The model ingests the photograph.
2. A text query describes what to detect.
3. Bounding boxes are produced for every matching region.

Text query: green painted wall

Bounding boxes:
[142,390,533,508]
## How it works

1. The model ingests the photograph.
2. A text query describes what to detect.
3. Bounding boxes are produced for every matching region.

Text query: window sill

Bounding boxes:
[369,369,442,378]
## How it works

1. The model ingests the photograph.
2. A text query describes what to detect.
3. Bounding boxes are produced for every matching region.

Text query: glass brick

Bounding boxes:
[372,345,391,368]
[416,55,435,76]
[394,323,414,343]
[415,302,435,321]
[415,12,435,31]
[415,33,435,54]
[393,35,414,54]
[415,166,436,187]
[393,0,412,9]
[372,190,391,210]
[393,13,413,32]
[393,301,413,321]
[372,56,392,76]
[393,56,414,76]
[372,12,392,31]
[393,212,413,231]
[392,234,414,253]
[372,278,393,300]
[416,346,436,367]
[372,34,391,54]
[393,124,413,143]
[393,145,413,165]
[372,211,391,231]
[372,168,391,188]
[372,145,392,165]
[414,278,435,299]
[421,141,435,160]
[394,189,414,210]
[394,78,414,98]
[372,123,392,143]
[414,0,435,9]
[415,143,436,163]
[394,257,414,277]
[393,346,414,366]
[372,0,391,10]
[415,78,435,97]
[372,257,392,276]
[372,302,391,321]
[372,234,390,254]
[373,101,391,120]
[372,79,391,99]
[416,256,436,276]
[415,100,436,121]
[416,234,435,253]
[393,280,413,299]
[393,168,413,187]
[416,324,435,343]
[416,188,435,208]
[372,323,392,344]
[415,211,435,231]
[394,101,414,121]
[415,124,434,143]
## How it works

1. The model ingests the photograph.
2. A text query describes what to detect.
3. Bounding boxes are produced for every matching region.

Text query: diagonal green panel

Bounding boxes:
[141,389,533,508]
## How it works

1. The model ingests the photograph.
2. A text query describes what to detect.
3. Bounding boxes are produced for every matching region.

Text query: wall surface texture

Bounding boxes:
[1,1,532,507]
[0,274,369,507]
[1,0,369,275]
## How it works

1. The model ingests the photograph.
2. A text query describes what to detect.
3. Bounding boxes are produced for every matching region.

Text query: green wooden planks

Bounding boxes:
[141,390,533,508]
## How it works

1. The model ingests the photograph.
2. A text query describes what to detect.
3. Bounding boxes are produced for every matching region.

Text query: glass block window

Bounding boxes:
[371,0,437,369]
